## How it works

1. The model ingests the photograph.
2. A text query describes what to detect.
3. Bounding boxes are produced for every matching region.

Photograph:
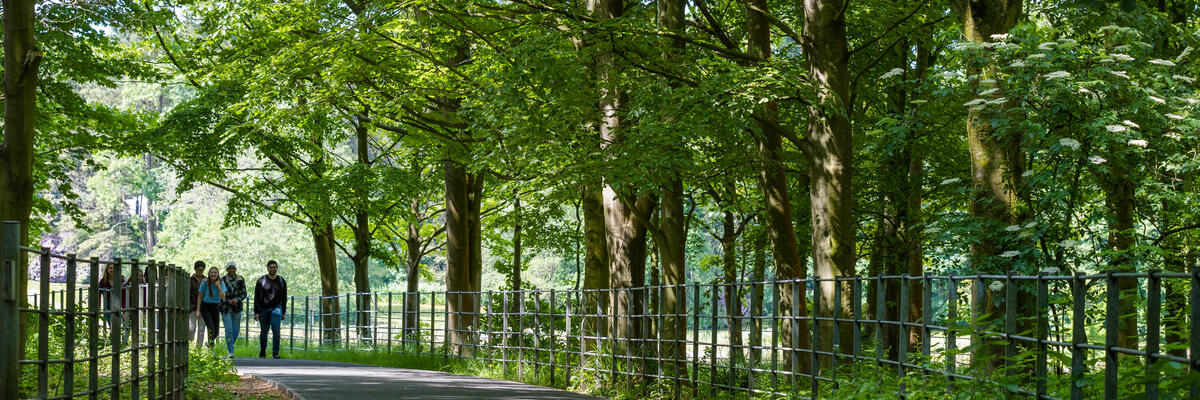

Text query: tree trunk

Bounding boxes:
[445,160,482,354]
[510,191,522,315]
[603,188,655,356]
[749,231,766,367]
[353,113,373,342]
[1100,154,1138,350]
[0,0,40,361]
[404,230,421,344]
[722,209,744,369]
[746,0,811,375]
[655,178,687,372]
[313,222,341,344]
[581,185,609,349]
[803,0,855,368]
[955,0,1023,370]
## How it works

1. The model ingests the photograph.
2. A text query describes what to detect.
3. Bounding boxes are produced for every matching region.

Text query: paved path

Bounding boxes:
[233,358,604,400]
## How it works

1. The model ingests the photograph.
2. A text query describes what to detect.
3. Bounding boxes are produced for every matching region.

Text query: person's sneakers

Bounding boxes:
[273,355,281,359]
[258,354,266,359]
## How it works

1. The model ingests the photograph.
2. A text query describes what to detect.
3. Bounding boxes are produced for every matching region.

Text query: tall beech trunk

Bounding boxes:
[581,185,610,348]
[655,0,688,373]
[313,222,341,343]
[954,0,1024,370]
[603,188,655,355]
[749,232,767,366]
[510,192,522,314]
[875,38,931,360]
[746,0,811,375]
[803,0,855,367]
[445,160,483,354]
[403,204,422,342]
[1,0,40,361]
[1099,152,1138,350]
[721,209,743,368]
[352,113,373,341]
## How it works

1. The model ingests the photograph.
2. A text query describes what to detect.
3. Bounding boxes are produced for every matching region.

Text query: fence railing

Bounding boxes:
[205,270,1200,399]
[1,221,192,400]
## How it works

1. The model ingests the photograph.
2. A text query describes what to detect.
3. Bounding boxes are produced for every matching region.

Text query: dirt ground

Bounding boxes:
[190,375,291,400]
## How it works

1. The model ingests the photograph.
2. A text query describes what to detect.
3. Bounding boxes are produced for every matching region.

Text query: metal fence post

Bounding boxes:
[110,258,122,400]
[38,248,50,398]
[1036,272,1048,398]
[1105,270,1118,400]
[1071,272,1085,400]
[897,274,908,397]
[1004,271,1016,367]
[1189,268,1199,399]
[1146,270,1160,400]
[88,257,100,400]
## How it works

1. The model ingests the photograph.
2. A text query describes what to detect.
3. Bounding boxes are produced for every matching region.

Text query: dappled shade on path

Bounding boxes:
[233,358,604,400]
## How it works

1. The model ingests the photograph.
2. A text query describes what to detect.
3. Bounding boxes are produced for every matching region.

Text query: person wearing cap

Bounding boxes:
[220,261,248,358]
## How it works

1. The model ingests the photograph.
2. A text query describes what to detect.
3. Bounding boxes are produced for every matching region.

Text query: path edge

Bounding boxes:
[240,372,308,400]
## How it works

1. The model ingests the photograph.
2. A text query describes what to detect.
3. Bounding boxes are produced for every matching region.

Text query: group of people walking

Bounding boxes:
[188,260,288,359]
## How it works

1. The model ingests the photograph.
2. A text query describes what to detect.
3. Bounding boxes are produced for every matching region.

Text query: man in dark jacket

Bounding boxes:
[253,260,287,359]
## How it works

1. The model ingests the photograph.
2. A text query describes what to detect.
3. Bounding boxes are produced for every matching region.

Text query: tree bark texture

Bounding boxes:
[445,160,483,354]
[655,0,688,373]
[353,114,373,341]
[803,0,855,367]
[746,0,812,375]
[581,185,610,349]
[955,0,1024,370]
[313,222,341,343]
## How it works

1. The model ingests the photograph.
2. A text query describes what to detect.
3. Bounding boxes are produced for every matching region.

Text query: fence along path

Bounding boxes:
[0,221,192,400]
[230,273,1200,399]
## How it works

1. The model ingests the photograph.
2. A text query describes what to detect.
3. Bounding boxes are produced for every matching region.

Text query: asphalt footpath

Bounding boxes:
[233,358,605,400]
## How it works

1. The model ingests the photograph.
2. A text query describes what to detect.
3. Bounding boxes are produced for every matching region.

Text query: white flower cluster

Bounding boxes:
[941,178,961,185]
[1010,60,1027,68]
[1027,53,1046,60]
[1038,42,1056,50]
[950,42,984,51]
[979,87,1000,96]
[990,34,1010,41]
[1004,225,1021,232]
[1177,47,1193,62]
[879,68,904,80]
[1149,96,1166,104]
[1059,138,1081,150]
[1090,155,1107,164]
[1149,59,1177,66]
[1128,139,1148,147]
[999,250,1021,258]
[1106,124,1127,132]
[1167,114,1185,120]
[989,281,1005,291]
[1110,70,1130,79]
[1123,120,1139,128]
[1173,75,1195,83]
[1112,53,1135,61]
[1044,71,1071,80]
[1041,267,1060,275]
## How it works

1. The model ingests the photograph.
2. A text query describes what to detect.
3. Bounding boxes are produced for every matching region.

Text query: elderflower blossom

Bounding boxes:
[1038,42,1057,50]
[1000,250,1021,258]
[964,99,988,107]
[1010,60,1027,68]
[980,79,996,85]
[994,43,1021,51]
[1106,124,1127,132]
[990,33,1010,41]
[1041,267,1060,275]
[950,41,984,51]
[1129,139,1148,147]
[1027,53,1046,60]
[979,88,1000,96]
[1057,38,1078,48]
[941,178,961,185]
[1173,75,1195,83]
[1004,225,1021,232]
[1149,59,1177,66]
[923,227,942,234]
[1167,114,1185,120]
[879,68,904,80]
[1112,53,1135,61]
[1099,25,1121,32]
[1150,96,1166,104]
[988,97,1008,105]
[1166,132,1182,140]
[1110,70,1130,79]
[1059,138,1081,150]
[1021,170,1035,177]
[989,281,1005,292]
[1123,120,1140,128]
[1044,71,1071,80]
[1090,155,1108,164]
[1176,46,1192,62]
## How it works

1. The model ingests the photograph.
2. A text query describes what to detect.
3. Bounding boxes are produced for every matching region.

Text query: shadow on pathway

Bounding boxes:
[233,358,605,400]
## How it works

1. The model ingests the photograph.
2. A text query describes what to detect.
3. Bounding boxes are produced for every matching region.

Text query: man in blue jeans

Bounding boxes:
[220,262,247,358]
[253,260,287,359]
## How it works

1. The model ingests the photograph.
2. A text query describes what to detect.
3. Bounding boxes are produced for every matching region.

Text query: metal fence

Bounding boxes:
[1,222,192,400]
[209,270,1200,399]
